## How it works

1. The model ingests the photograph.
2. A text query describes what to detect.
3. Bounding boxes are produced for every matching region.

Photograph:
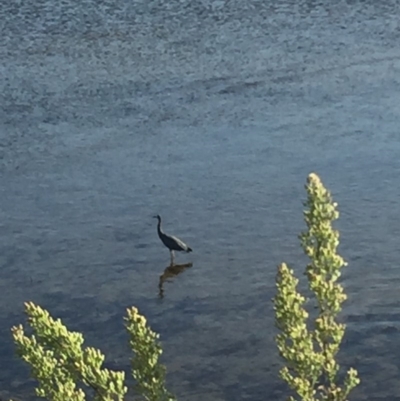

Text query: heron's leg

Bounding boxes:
[170,250,175,265]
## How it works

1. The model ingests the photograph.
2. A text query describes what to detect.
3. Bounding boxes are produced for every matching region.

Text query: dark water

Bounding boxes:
[2,0,400,400]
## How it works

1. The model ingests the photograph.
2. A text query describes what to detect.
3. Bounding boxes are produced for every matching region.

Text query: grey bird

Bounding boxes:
[153,215,192,264]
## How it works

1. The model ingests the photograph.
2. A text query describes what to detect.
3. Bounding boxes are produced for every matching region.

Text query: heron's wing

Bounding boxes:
[169,235,189,251]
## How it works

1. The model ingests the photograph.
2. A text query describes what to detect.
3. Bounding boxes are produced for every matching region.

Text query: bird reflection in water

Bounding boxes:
[158,262,193,298]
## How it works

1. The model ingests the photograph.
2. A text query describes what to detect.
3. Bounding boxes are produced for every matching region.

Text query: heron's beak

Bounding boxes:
[153,215,158,218]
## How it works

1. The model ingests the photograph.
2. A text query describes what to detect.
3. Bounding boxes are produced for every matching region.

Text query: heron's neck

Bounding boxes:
[157,220,163,234]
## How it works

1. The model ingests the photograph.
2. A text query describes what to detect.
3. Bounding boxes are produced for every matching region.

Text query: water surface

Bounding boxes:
[1,1,400,400]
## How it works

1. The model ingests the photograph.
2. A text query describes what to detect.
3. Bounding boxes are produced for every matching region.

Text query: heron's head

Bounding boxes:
[153,214,161,221]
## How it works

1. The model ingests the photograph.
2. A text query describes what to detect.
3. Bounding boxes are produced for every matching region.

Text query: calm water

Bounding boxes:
[1,0,400,400]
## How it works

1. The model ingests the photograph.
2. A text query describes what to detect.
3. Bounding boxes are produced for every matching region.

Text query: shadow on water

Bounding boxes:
[158,262,193,299]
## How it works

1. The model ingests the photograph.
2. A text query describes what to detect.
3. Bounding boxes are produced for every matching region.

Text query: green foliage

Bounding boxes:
[11,302,175,401]
[125,307,175,401]
[274,173,360,401]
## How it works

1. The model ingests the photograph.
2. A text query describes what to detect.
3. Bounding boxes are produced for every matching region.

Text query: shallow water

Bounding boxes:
[1,0,400,400]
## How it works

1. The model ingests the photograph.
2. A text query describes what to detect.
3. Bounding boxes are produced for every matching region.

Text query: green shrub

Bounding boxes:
[274,173,360,401]
[11,303,175,401]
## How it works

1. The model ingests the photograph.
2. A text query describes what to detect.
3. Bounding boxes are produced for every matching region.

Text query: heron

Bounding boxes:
[153,215,192,264]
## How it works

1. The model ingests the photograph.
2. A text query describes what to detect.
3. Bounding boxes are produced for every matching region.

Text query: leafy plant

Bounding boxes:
[11,302,175,401]
[274,173,360,401]
[125,307,175,401]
